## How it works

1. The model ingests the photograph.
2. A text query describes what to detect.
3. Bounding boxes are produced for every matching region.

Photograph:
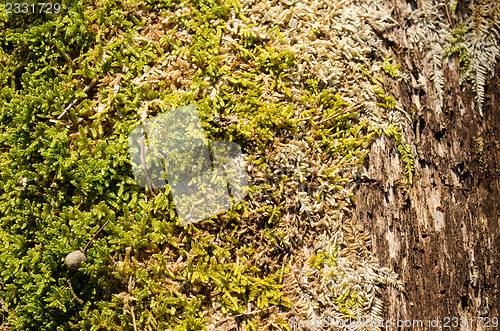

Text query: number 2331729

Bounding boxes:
[5,2,61,14]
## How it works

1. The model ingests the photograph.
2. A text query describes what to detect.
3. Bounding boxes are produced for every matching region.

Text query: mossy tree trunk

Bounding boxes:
[353,1,499,329]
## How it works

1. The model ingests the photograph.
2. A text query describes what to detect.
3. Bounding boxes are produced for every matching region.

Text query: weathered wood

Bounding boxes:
[354,2,499,328]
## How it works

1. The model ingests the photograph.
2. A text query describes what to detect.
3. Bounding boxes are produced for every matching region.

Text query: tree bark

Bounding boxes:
[353,2,500,329]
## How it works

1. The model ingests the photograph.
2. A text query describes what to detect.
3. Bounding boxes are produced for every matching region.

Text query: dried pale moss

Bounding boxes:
[234,1,411,328]
[406,0,500,116]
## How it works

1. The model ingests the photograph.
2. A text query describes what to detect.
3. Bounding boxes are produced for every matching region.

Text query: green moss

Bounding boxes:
[333,288,364,319]
[309,245,339,270]
[374,87,398,111]
[443,23,472,84]
[382,55,401,79]
[0,0,408,328]
[0,0,293,329]
[309,246,364,319]
[382,125,414,185]
[361,65,384,86]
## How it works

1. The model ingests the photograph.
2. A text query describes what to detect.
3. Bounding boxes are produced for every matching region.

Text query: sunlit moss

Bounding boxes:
[0,0,413,329]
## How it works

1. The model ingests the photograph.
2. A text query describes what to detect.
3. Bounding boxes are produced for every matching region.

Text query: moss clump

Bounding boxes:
[374,87,398,111]
[0,0,411,329]
[382,125,414,185]
[382,55,401,79]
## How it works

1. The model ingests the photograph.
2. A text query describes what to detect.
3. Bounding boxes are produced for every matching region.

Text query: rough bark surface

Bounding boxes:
[353,2,500,329]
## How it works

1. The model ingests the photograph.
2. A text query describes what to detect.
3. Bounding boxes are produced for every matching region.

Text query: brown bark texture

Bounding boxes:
[353,1,499,329]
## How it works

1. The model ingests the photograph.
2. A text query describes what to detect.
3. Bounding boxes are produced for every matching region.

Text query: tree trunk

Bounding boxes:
[353,2,500,329]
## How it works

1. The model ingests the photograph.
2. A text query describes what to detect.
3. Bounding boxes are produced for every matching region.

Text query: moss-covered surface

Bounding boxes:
[0,0,416,330]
